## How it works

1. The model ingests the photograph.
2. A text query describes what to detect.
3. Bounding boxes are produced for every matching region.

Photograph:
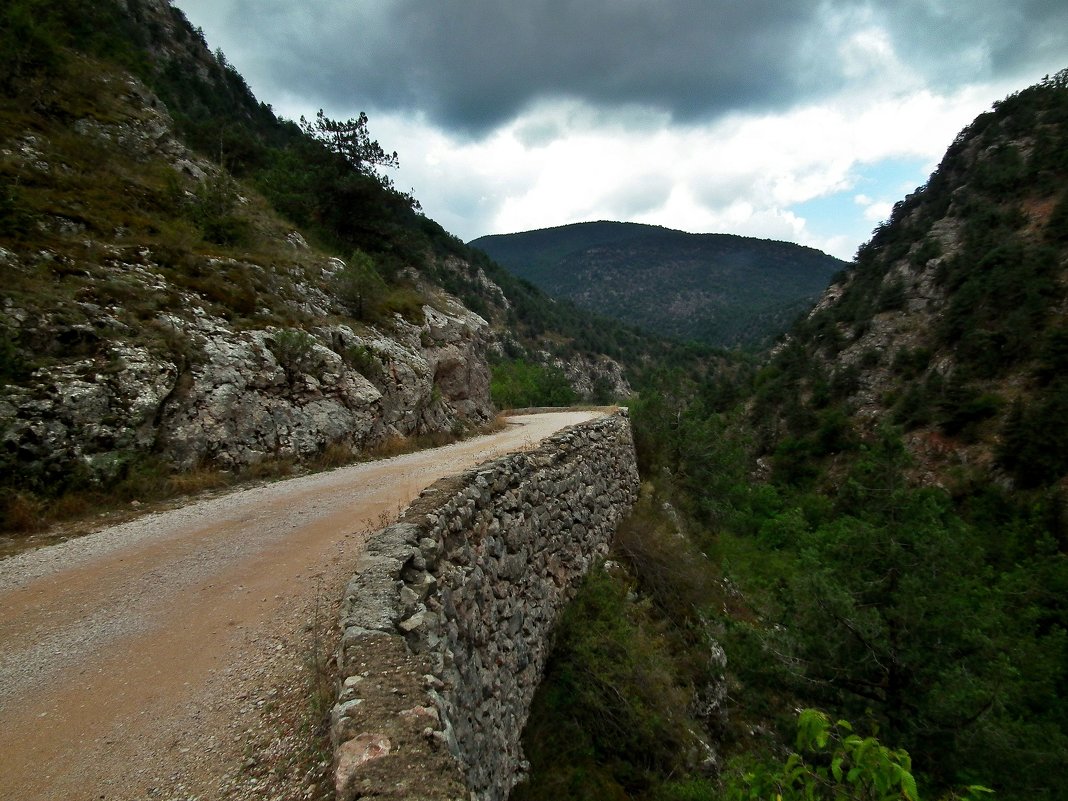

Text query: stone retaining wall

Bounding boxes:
[331,410,640,801]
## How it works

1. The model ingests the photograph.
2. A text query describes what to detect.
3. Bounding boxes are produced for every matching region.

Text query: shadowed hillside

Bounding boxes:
[471,221,846,348]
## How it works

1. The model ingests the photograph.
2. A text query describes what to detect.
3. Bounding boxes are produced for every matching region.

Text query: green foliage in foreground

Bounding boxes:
[641,380,1068,800]
[489,359,578,409]
[711,710,991,801]
[513,567,695,801]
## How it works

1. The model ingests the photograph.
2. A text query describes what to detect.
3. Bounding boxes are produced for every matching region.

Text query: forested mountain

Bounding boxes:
[471,221,846,348]
[517,71,1068,801]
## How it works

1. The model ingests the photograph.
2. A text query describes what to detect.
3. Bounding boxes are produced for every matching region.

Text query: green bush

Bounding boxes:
[1046,191,1068,243]
[188,172,250,246]
[724,710,992,801]
[892,382,935,430]
[0,0,66,91]
[0,177,34,239]
[0,326,29,382]
[998,383,1068,487]
[892,346,932,379]
[333,249,386,320]
[490,359,578,408]
[342,344,383,382]
[938,381,1001,441]
[513,567,695,801]
[270,329,317,384]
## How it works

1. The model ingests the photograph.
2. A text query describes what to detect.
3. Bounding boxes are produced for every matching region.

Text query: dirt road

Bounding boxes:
[0,411,599,801]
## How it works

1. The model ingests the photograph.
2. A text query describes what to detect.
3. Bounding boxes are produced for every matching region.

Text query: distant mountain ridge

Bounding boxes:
[471,221,847,348]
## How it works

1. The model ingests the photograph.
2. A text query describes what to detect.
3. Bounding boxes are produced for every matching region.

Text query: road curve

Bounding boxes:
[0,411,600,801]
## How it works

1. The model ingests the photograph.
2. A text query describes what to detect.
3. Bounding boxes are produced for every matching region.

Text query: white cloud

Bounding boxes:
[362,72,1012,262]
[224,10,1038,263]
[169,0,1068,264]
[857,197,895,224]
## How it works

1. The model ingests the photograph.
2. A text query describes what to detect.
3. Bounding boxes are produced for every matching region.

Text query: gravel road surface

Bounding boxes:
[0,411,599,801]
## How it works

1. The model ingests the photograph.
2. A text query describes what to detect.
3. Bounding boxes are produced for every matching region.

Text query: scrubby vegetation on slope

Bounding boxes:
[773,70,1068,491]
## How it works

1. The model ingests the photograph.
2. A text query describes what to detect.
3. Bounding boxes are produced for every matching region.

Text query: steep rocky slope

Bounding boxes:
[471,221,845,348]
[755,70,1068,489]
[512,72,1068,801]
[0,65,493,499]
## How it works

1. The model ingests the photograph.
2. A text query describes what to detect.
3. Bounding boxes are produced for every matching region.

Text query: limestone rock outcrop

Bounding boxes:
[0,245,493,487]
[0,66,494,489]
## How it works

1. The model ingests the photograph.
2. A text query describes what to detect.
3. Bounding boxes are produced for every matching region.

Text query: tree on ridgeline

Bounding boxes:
[299,109,399,178]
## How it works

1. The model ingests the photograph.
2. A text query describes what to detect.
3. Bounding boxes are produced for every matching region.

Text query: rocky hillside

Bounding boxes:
[471,221,846,348]
[0,0,686,532]
[0,64,492,497]
[754,69,1068,490]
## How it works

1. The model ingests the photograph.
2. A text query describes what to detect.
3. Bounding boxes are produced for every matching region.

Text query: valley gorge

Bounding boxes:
[2,2,1067,800]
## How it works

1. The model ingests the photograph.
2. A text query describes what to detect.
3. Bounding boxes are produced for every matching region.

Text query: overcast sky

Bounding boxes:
[172,0,1068,260]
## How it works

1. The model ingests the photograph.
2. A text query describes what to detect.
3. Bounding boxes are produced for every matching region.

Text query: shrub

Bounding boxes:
[188,172,250,246]
[877,278,908,312]
[1046,191,1068,243]
[270,329,318,384]
[723,709,993,801]
[513,567,695,801]
[490,359,578,409]
[0,489,44,532]
[938,381,1001,441]
[998,383,1068,487]
[343,344,383,382]
[334,249,385,320]
[380,286,425,323]
[0,325,30,382]
[0,177,34,239]
[892,382,935,430]
[0,0,66,91]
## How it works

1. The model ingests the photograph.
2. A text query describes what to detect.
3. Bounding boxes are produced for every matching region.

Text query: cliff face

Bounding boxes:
[0,63,492,497]
[757,70,1068,489]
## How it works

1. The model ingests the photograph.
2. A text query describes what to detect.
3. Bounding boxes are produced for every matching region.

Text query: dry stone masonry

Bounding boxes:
[331,410,640,801]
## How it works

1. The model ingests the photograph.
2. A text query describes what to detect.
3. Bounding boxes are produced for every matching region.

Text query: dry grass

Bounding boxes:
[48,493,93,521]
[309,442,355,470]
[0,491,45,532]
[244,456,296,481]
[483,413,510,435]
[166,466,232,496]
[364,431,454,460]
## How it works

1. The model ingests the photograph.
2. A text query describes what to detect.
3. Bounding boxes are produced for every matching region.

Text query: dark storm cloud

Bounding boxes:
[881,0,1068,83]
[220,0,1068,135]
